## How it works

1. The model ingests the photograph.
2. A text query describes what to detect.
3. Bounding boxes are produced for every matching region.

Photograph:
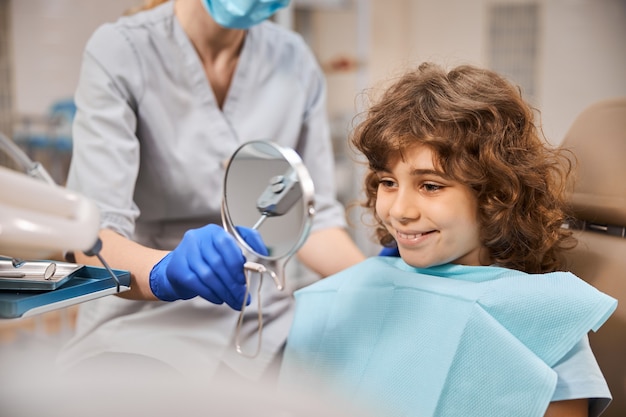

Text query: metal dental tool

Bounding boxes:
[252,167,302,231]
[43,262,57,280]
[0,257,58,280]
[9,258,56,280]
[11,258,25,268]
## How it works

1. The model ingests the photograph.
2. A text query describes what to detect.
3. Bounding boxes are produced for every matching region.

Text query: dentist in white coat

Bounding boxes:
[58,0,365,381]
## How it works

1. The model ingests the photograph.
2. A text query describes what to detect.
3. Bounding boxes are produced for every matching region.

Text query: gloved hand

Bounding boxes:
[235,226,269,257]
[149,224,267,310]
[378,245,400,257]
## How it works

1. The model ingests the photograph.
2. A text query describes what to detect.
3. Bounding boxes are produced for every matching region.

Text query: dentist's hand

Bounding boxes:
[149,224,267,310]
[236,226,269,257]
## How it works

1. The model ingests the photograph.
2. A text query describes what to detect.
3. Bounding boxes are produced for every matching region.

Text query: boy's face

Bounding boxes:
[375,144,488,268]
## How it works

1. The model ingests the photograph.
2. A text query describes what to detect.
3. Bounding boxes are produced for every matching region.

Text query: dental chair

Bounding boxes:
[561,97,626,417]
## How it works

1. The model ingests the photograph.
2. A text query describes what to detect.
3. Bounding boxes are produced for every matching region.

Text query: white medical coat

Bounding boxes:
[59,2,346,380]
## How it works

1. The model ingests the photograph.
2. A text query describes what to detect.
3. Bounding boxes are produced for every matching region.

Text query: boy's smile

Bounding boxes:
[375,144,489,268]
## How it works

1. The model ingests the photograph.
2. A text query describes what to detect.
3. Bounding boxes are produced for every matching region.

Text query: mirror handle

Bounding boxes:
[235,262,280,358]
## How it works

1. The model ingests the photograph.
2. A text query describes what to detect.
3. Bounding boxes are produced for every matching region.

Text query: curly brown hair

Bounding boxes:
[350,62,576,273]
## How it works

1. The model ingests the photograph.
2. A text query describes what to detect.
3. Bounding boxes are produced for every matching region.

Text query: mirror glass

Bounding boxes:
[221,141,315,288]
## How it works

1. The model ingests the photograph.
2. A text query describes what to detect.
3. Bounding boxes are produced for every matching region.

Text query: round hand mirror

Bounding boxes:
[221,140,315,291]
[222,141,315,357]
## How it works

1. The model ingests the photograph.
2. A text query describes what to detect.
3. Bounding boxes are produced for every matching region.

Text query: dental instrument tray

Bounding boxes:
[0,265,131,319]
[0,259,83,290]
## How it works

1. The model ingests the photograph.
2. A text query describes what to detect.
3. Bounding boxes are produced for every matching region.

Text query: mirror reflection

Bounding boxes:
[223,141,314,261]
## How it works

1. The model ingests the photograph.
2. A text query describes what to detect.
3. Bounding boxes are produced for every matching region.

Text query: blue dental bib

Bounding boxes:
[279,257,617,417]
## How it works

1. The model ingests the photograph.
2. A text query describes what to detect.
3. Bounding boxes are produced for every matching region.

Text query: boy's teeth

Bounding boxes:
[399,232,422,239]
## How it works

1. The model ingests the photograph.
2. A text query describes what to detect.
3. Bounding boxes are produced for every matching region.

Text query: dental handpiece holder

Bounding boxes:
[0,131,125,298]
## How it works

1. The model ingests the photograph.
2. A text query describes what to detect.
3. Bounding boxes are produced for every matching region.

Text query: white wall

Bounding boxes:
[11,0,625,143]
[308,0,626,145]
[371,0,626,144]
[10,0,137,115]
[540,0,626,143]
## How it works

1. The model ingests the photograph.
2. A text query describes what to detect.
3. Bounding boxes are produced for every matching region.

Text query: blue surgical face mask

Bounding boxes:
[202,0,290,30]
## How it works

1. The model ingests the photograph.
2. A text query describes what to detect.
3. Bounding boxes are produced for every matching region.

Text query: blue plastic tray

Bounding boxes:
[0,266,131,319]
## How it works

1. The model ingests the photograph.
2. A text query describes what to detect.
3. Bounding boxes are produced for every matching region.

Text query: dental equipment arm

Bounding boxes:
[0,131,123,290]
[253,167,302,230]
[0,130,55,185]
[0,165,101,260]
[0,130,101,260]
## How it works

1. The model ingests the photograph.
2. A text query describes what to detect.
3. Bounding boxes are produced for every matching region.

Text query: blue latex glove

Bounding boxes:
[235,226,269,257]
[149,224,267,310]
[378,245,400,257]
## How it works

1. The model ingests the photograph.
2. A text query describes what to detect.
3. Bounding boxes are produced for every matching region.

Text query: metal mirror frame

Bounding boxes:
[221,141,315,357]
[221,140,315,289]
